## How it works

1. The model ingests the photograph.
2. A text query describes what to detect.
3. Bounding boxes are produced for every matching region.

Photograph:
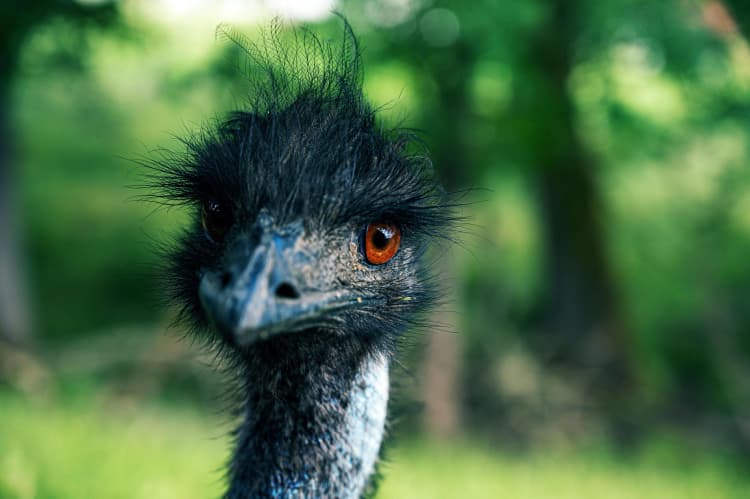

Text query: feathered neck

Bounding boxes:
[225,333,390,499]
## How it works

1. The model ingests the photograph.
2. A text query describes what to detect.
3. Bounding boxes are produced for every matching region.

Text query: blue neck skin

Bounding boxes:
[225,338,390,499]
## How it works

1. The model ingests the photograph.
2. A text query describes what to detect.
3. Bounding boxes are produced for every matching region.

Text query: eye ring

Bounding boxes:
[201,199,232,243]
[364,222,401,265]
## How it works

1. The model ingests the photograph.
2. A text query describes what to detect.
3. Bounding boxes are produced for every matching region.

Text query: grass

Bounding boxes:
[381,440,748,499]
[1,388,748,499]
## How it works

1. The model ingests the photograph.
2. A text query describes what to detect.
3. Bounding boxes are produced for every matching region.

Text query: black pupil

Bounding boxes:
[207,204,221,224]
[204,201,229,240]
[372,227,391,249]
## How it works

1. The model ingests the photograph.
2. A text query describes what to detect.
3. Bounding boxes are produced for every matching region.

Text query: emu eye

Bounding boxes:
[364,222,401,265]
[201,199,232,243]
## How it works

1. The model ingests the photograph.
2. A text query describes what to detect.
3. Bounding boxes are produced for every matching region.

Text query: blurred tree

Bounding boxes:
[0,0,118,345]
[382,34,477,440]
[408,38,476,439]
[512,0,633,405]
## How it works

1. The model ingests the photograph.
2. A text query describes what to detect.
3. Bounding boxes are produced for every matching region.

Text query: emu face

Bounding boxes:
[196,189,417,349]
[198,209,389,346]
[161,96,449,355]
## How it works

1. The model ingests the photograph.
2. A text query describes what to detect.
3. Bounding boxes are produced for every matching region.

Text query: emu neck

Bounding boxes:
[226,335,389,499]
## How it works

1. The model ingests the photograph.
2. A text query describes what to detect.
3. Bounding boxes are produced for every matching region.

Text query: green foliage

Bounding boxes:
[344,0,750,434]
[9,0,750,452]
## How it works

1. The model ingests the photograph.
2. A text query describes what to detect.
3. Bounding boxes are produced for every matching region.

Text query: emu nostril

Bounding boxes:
[274,282,300,299]
[220,272,233,289]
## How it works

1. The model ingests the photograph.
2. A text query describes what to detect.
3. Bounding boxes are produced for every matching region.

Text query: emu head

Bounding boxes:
[151,26,451,358]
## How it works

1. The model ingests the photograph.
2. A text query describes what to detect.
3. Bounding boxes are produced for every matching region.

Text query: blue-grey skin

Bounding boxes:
[200,211,387,346]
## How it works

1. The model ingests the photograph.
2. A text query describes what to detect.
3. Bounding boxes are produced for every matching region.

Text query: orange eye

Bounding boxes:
[364,222,401,265]
[201,199,232,243]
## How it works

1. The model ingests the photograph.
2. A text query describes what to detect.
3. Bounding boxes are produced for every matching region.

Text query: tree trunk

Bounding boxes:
[0,70,32,345]
[417,40,475,439]
[421,255,462,439]
[0,0,119,348]
[520,0,633,423]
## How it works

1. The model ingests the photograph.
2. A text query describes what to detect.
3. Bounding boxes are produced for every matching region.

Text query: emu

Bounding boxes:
[148,23,452,498]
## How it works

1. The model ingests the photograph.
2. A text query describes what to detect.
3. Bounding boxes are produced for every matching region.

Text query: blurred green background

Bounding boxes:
[3,0,750,497]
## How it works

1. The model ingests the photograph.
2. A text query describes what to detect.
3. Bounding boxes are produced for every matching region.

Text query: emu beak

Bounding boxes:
[198,223,362,346]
